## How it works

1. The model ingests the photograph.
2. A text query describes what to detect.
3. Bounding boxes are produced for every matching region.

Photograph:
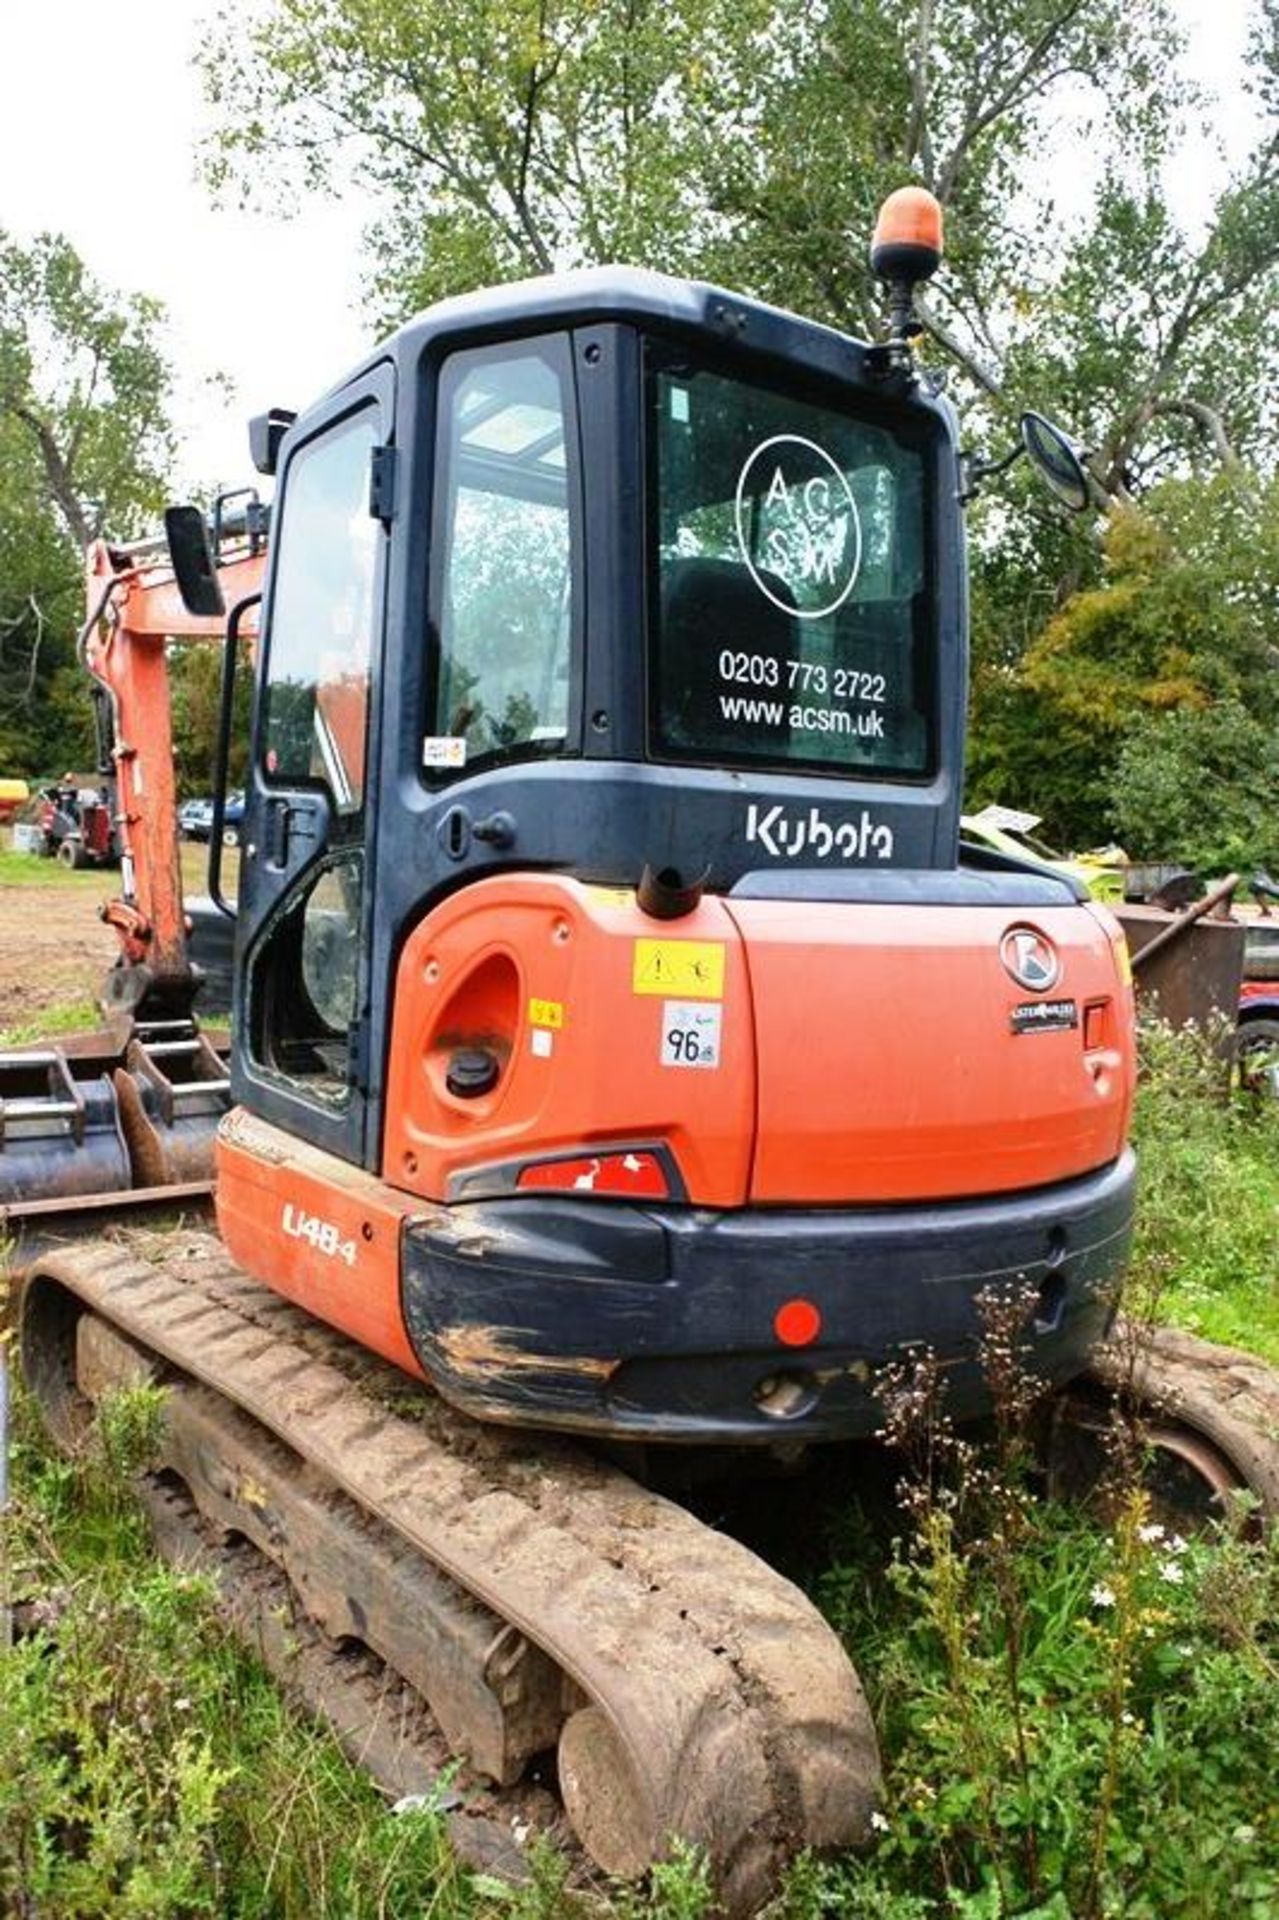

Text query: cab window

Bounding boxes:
[261,408,379,814]
[426,338,580,776]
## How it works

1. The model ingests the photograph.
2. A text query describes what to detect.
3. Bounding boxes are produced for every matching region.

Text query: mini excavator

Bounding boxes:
[12,190,1279,1908]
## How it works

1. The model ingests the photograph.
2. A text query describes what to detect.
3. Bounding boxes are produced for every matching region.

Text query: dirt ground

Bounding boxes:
[0,841,237,1040]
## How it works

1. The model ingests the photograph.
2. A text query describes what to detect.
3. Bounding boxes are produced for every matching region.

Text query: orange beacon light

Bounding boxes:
[870,186,944,341]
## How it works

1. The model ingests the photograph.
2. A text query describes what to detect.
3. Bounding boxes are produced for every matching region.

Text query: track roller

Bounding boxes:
[1051,1320,1279,1529]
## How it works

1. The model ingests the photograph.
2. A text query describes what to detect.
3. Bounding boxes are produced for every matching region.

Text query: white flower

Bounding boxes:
[1091,1582,1117,1608]
[1121,1711,1136,1725]
[1167,1533,1188,1556]
[1138,1522,1166,1545]
[1160,1560,1185,1585]
[870,1811,891,1833]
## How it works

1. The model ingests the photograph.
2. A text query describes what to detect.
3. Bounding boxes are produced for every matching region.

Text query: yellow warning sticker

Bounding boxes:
[585,885,634,909]
[632,939,725,999]
[528,998,564,1029]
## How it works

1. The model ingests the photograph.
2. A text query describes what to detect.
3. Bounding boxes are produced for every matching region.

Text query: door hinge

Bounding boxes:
[368,444,397,524]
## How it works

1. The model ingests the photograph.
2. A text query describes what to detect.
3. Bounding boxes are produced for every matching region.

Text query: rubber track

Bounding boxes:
[26,1230,879,1910]
[1089,1320,1279,1518]
[137,1475,569,1886]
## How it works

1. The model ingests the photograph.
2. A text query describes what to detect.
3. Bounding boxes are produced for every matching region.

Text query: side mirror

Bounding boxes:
[1020,411,1092,513]
[164,505,225,617]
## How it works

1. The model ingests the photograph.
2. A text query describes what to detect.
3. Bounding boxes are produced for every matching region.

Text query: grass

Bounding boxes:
[0,998,101,1048]
[0,850,104,887]
[0,1385,499,1919]
[0,844,235,894]
[4,1016,1279,1915]
[1131,1017,1279,1363]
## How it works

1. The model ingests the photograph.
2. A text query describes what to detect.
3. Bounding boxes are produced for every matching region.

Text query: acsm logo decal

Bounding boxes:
[745,803,895,861]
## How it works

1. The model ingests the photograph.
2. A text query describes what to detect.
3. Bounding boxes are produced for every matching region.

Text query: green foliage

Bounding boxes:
[170,640,252,798]
[199,0,740,325]
[812,1494,1279,1917]
[802,1245,1279,1914]
[1111,702,1279,868]
[976,472,1279,845]
[2,1376,484,1918]
[0,232,174,546]
[0,998,99,1048]
[0,231,175,778]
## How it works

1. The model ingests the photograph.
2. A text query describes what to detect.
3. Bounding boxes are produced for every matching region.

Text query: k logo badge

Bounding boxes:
[1000,926,1060,993]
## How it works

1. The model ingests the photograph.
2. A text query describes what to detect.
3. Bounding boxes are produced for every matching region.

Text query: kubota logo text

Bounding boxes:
[745,802,894,862]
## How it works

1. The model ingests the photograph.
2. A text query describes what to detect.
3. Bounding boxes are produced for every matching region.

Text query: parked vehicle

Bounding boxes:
[179,793,243,844]
[221,790,245,846]
[33,778,117,869]
[1236,921,1279,1093]
[178,796,215,841]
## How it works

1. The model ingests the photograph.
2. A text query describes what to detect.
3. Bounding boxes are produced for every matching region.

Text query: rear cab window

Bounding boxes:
[647,349,935,779]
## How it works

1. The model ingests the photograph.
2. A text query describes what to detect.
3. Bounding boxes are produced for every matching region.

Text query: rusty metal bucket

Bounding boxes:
[1114,874,1245,1035]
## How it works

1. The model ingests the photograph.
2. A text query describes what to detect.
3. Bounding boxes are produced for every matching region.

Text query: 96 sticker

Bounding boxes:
[661,1001,722,1069]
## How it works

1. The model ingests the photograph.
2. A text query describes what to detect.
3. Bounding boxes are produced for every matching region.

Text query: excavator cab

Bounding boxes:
[215,267,1136,1444]
[230,280,960,1158]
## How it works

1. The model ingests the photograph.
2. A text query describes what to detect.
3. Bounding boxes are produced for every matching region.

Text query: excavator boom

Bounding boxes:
[0,526,264,1228]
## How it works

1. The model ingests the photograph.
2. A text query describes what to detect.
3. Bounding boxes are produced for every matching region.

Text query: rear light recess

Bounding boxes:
[1083,1000,1109,1050]
[516,1150,670,1198]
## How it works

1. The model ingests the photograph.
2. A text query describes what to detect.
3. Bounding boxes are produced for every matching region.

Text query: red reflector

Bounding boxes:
[1083,1001,1107,1049]
[517,1151,669,1198]
[774,1298,822,1348]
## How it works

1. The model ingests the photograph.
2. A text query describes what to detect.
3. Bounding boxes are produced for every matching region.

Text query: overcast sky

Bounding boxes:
[2,0,1263,499]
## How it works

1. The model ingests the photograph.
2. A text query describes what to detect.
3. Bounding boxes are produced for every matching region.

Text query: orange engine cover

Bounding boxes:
[726,896,1133,1203]
[381,877,1133,1209]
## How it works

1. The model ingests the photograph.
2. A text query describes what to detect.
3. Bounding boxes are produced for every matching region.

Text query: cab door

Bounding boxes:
[231,364,394,1167]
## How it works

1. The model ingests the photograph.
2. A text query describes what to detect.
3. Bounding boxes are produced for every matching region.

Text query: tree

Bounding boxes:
[200,1,1279,834]
[0,233,174,775]
[199,0,736,322]
[1111,700,1279,871]
[985,470,1279,845]
[202,0,1279,494]
[170,642,253,799]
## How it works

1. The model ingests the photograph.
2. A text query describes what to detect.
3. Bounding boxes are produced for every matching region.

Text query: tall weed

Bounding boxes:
[1132,1014,1279,1360]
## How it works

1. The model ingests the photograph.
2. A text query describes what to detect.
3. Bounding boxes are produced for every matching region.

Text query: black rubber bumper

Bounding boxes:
[401,1150,1136,1443]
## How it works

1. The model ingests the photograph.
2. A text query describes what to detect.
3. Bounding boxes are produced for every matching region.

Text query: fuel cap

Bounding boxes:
[446,1047,500,1098]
